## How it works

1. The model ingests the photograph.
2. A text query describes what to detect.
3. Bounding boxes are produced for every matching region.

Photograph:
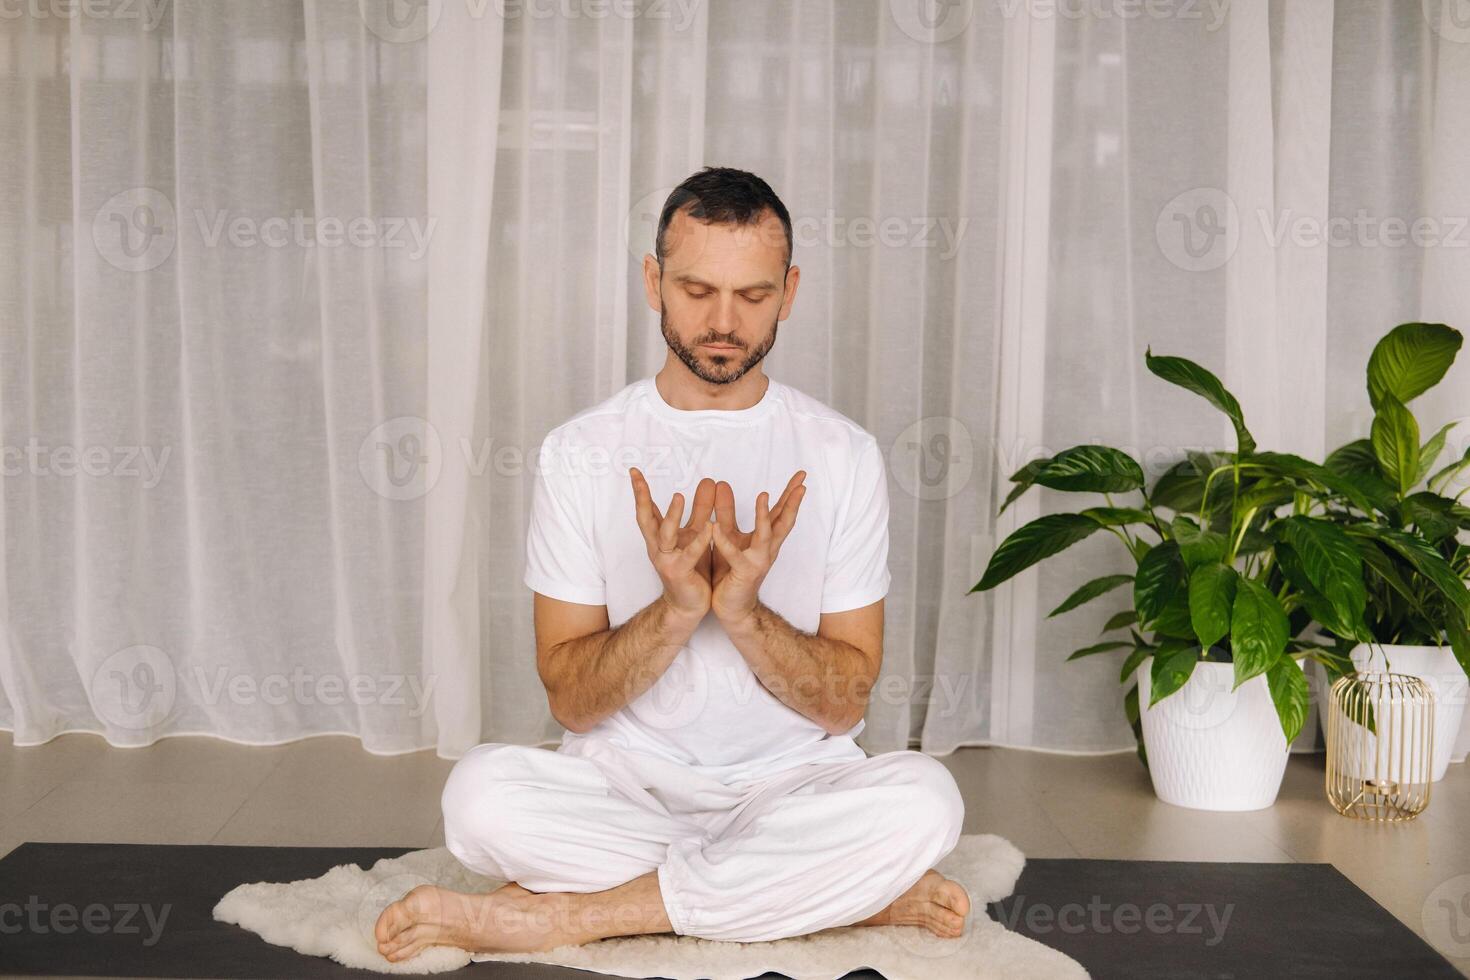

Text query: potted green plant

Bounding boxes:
[1310,322,1470,782]
[972,349,1384,810]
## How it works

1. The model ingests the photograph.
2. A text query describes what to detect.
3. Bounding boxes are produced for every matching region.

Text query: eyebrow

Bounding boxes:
[671,274,780,292]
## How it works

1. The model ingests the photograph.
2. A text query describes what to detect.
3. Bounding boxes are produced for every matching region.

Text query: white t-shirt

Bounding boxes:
[523,374,891,782]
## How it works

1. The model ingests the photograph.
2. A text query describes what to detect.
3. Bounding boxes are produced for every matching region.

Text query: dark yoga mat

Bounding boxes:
[0,842,879,979]
[988,857,1462,979]
[0,843,1456,979]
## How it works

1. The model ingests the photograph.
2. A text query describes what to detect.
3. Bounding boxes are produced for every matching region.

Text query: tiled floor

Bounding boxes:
[2,733,1467,976]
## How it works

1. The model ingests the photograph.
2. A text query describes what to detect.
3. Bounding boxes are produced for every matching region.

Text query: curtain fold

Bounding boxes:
[2,0,1467,762]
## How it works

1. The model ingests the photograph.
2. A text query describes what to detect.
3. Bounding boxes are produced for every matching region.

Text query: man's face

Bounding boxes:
[646,206,800,386]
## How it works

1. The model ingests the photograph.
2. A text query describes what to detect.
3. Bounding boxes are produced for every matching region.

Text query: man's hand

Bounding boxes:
[710,470,807,624]
[630,467,717,620]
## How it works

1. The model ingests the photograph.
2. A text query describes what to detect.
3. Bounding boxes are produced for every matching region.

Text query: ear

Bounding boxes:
[642,253,663,314]
[778,264,800,320]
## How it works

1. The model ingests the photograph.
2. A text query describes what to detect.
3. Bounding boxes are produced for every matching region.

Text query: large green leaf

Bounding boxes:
[1188,562,1238,649]
[1346,523,1470,619]
[1402,492,1459,543]
[1103,609,1138,631]
[1118,644,1152,683]
[1446,614,1470,683]
[1429,446,1470,495]
[1246,452,1376,515]
[999,457,1051,515]
[1331,470,1401,518]
[1371,394,1421,497]
[1230,577,1290,690]
[1149,454,1237,524]
[972,514,1102,592]
[1134,542,1187,630]
[1366,322,1463,410]
[1352,537,1432,622]
[1234,481,1298,515]
[1067,640,1133,661]
[1276,517,1367,632]
[1145,350,1255,454]
[1265,656,1310,743]
[1417,421,1458,485]
[1171,515,1228,567]
[1079,506,1154,527]
[1325,438,1380,477]
[1050,573,1135,618]
[1149,643,1200,707]
[1032,445,1146,494]
[1275,542,1365,641]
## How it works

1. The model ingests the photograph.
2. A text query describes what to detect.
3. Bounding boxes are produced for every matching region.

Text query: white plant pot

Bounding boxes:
[1340,644,1468,784]
[1136,657,1295,811]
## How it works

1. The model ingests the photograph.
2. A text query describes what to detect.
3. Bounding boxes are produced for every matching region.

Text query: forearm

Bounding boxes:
[720,600,873,734]
[543,595,702,733]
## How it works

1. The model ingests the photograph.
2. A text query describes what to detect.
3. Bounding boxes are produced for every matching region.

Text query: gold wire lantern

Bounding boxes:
[1325,672,1434,821]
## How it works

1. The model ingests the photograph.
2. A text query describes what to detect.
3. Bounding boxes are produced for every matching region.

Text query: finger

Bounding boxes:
[630,467,661,541]
[659,491,684,552]
[711,518,741,564]
[772,483,807,545]
[714,479,741,533]
[690,514,715,562]
[688,477,717,529]
[753,490,772,548]
[769,469,807,519]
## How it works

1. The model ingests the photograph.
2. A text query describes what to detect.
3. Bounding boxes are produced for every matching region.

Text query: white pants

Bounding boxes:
[440,738,966,943]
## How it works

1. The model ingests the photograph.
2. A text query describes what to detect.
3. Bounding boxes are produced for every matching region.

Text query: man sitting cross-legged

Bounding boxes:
[375,166,969,963]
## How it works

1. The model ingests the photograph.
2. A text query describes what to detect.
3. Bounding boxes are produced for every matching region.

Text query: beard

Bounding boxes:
[659,303,779,386]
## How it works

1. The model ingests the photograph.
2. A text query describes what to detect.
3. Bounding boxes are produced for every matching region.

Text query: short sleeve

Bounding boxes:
[820,435,892,614]
[523,433,606,606]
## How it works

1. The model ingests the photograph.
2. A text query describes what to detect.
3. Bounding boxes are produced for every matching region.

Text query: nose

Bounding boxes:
[707,294,741,340]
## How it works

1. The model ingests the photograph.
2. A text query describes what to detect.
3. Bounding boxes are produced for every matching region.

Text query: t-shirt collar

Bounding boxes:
[644,373,780,425]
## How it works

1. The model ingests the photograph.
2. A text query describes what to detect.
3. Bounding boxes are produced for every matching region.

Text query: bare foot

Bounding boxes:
[856,869,970,938]
[374,881,588,963]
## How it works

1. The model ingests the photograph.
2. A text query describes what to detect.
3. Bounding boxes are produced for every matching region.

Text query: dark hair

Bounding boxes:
[655,167,793,271]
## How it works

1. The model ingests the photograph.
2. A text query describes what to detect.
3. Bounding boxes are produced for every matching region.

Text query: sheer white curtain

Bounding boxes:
[2,0,1468,761]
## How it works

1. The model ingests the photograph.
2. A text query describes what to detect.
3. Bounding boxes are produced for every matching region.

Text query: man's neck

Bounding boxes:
[654,362,770,412]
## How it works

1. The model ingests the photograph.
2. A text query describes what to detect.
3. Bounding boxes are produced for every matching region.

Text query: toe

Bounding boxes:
[936,911,965,938]
[375,900,409,945]
[940,881,971,917]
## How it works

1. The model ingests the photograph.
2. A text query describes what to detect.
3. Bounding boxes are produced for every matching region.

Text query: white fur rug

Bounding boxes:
[213,834,1088,979]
